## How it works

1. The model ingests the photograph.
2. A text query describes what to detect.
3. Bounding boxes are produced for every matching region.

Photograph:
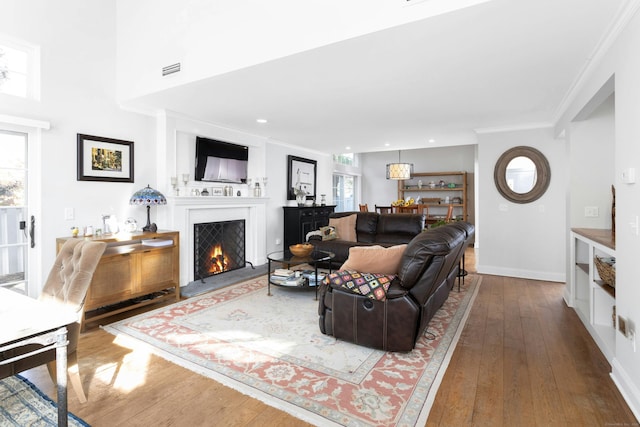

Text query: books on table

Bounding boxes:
[269,274,306,287]
[270,269,327,287]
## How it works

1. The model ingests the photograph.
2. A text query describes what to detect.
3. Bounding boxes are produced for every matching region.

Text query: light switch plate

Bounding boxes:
[64,207,74,220]
[622,168,636,184]
[585,206,599,217]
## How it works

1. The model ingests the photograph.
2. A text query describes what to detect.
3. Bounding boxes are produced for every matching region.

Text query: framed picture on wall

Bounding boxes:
[287,155,316,200]
[77,134,134,182]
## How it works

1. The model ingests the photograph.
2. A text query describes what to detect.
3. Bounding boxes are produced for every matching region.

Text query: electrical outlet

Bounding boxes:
[275,238,282,245]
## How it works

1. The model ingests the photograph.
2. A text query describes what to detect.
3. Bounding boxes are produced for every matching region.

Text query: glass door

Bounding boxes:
[0,130,28,294]
[332,173,355,212]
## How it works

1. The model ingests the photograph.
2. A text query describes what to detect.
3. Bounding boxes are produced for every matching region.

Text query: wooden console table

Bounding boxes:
[56,230,180,329]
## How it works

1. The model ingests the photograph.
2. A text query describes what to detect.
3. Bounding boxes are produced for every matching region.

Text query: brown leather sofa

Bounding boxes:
[309,211,425,267]
[318,222,474,351]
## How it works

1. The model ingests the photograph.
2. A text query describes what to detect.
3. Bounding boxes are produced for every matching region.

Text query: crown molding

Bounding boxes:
[552,0,640,124]
[0,113,50,130]
[474,122,553,134]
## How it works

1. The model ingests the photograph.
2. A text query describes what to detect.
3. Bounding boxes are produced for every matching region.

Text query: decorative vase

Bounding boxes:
[296,194,306,206]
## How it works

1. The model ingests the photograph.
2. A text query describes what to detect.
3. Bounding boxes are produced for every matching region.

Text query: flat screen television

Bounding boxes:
[195,137,248,184]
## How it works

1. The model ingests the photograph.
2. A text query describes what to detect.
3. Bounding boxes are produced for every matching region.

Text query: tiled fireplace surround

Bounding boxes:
[165,196,267,287]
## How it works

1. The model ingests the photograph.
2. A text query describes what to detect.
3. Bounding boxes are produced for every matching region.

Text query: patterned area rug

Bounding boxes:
[0,375,89,426]
[104,275,481,426]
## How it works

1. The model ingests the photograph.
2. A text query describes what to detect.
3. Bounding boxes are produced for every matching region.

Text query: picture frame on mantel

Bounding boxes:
[77,133,134,182]
[287,155,316,200]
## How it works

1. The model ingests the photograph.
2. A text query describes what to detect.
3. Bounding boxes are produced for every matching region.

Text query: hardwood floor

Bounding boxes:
[427,273,637,426]
[21,249,638,426]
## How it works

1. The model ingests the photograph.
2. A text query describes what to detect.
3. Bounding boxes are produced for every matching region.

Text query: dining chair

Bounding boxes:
[397,205,418,214]
[416,204,429,217]
[40,238,107,403]
[445,204,455,222]
[359,204,369,212]
[375,205,393,214]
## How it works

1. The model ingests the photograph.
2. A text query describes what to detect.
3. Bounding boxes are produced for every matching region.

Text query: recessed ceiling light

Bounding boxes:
[256,118,268,124]
[345,146,351,150]
[384,143,390,147]
[428,138,436,143]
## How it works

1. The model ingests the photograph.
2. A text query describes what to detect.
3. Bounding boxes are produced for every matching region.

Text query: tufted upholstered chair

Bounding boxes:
[0,238,106,403]
[41,238,106,402]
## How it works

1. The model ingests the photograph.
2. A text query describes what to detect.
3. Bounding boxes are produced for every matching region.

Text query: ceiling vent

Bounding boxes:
[162,63,181,76]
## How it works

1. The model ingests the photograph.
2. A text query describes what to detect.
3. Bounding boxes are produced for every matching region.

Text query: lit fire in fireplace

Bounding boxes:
[208,244,228,274]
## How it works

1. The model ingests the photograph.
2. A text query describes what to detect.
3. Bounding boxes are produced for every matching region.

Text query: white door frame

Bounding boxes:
[0,114,49,297]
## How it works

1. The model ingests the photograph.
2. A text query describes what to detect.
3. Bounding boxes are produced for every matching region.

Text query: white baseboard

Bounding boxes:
[611,358,640,422]
[476,265,565,282]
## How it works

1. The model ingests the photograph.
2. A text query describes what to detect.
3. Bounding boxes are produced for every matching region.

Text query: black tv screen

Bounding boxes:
[195,137,248,183]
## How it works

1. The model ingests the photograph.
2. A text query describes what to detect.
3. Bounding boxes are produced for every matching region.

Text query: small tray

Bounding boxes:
[141,239,173,247]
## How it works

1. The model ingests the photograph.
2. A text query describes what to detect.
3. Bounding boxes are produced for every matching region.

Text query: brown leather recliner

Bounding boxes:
[0,238,106,402]
[318,222,473,352]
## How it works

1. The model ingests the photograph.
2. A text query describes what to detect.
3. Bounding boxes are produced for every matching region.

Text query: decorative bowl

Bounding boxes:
[289,243,314,257]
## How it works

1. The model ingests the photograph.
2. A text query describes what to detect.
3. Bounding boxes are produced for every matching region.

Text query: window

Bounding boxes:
[332,153,361,212]
[333,153,356,166]
[0,130,28,294]
[333,174,355,212]
[0,38,39,99]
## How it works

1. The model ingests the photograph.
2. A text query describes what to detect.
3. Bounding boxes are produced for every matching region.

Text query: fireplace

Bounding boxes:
[193,220,246,280]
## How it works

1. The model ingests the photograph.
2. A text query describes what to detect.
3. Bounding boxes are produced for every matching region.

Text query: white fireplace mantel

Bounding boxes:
[165,196,268,286]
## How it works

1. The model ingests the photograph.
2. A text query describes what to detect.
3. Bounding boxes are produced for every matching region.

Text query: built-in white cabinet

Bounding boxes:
[568,228,616,362]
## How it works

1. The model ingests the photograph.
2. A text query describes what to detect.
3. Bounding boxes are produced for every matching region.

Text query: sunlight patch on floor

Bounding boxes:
[97,333,153,392]
[161,329,298,364]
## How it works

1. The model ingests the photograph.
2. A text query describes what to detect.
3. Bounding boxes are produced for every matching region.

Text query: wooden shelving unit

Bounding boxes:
[397,171,468,221]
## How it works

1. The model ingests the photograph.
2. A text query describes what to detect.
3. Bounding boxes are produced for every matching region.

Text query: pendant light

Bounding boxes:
[386,150,413,180]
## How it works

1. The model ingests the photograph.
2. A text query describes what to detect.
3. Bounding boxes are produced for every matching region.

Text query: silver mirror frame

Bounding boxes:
[494,146,550,204]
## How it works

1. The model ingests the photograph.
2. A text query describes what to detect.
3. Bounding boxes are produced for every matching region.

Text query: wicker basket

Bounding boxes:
[594,256,616,287]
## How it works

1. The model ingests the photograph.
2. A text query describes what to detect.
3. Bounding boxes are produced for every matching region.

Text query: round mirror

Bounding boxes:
[494,146,550,203]
[506,156,537,194]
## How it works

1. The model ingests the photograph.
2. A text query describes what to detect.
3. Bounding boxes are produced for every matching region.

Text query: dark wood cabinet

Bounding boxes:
[283,205,336,248]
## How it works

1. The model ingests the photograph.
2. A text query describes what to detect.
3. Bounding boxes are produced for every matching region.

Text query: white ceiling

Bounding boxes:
[125,0,627,154]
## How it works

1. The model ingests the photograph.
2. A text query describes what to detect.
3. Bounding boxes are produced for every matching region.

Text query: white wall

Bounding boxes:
[264,141,333,254]
[476,128,566,282]
[0,0,342,294]
[0,0,156,292]
[115,0,492,101]
[569,94,615,229]
[152,112,334,264]
[154,111,268,197]
[360,145,476,222]
[556,7,640,418]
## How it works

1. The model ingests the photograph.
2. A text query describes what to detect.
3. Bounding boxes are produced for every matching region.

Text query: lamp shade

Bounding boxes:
[386,162,413,180]
[129,185,167,206]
